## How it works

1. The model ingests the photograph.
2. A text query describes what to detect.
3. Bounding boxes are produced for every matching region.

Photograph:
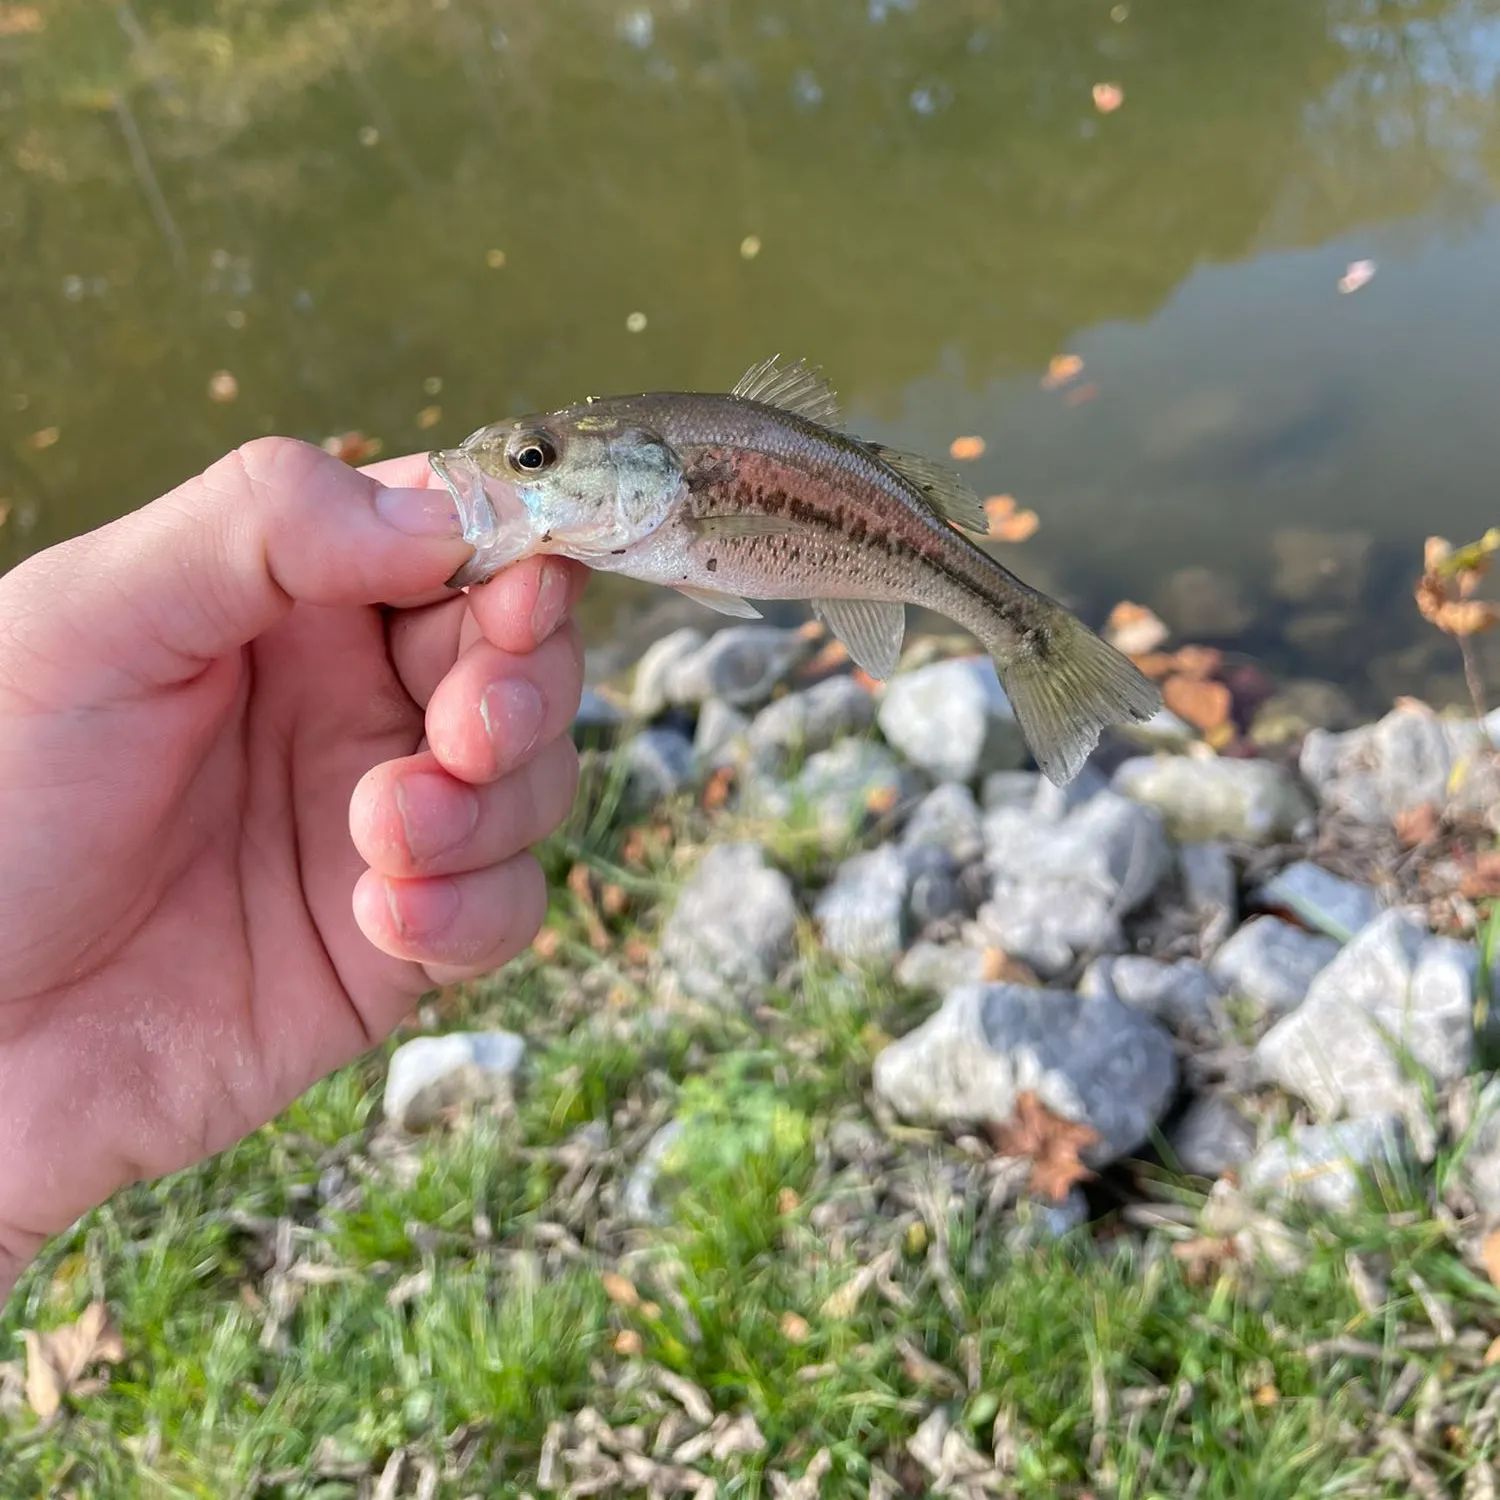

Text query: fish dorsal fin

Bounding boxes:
[731,354,842,428]
[675,584,764,619]
[863,441,989,535]
[812,598,906,680]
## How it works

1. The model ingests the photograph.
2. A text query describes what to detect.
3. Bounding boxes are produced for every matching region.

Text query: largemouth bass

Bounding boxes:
[430,355,1160,784]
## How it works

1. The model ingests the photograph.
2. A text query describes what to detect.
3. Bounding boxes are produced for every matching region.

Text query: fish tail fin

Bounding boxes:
[980,606,1162,786]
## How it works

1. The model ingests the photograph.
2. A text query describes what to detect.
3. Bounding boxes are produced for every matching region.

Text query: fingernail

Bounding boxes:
[531,559,572,641]
[376,485,464,538]
[480,677,546,770]
[386,877,460,943]
[395,773,479,865]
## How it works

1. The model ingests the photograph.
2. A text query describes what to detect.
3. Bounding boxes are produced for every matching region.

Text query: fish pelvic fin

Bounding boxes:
[983,608,1162,786]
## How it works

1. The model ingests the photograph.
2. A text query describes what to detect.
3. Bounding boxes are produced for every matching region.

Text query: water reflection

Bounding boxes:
[3,0,1500,704]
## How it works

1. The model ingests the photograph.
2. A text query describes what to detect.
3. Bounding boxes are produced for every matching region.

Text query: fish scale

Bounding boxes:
[429,355,1160,784]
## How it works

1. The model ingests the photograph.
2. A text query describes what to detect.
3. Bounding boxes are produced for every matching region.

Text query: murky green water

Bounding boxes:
[5,0,1500,707]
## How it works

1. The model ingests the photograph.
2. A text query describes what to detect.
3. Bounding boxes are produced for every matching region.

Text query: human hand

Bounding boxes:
[0,438,587,1300]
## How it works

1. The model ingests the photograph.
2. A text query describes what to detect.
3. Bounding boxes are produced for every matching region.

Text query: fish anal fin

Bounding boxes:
[731,354,842,429]
[864,441,989,534]
[676,584,764,619]
[812,598,905,679]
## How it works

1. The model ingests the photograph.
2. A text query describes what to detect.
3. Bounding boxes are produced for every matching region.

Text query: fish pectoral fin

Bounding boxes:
[731,354,842,429]
[683,513,792,542]
[676,584,764,619]
[862,442,989,534]
[812,598,905,679]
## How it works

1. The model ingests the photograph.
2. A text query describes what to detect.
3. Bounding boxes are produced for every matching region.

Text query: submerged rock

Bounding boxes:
[1159,564,1255,638]
[1250,680,1359,746]
[872,982,1178,1165]
[1243,1115,1408,1215]
[659,843,798,1006]
[976,792,1170,977]
[815,846,910,960]
[877,657,1027,782]
[1254,910,1476,1127]
[1113,755,1314,843]
[384,1031,526,1132]
[1209,916,1339,1019]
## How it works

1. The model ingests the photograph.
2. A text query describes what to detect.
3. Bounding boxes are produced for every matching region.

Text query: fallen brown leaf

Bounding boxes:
[1170,645,1223,680]
[1170,1235,1239,1285]
[1486,1334,1500,1367]
[987,1091,1099,1202]
[321,431,384,465]
[796,618,826,641]
[779,1312,811,1344]
[600,883,629,917]
[979,947,1040,986]
[702,764,736,813]
[416,405,442,430]
[26,426,59,451]
[777,1188,801,1214]
[1092,82,1124,112]
[865,783,899,816]
[602,1271,640,1307]
[1460,851,1500,900]
[1162,674,1232,734]
[949,435,986,461]
[621,935,654,967]
[613,1329,644,1356]
[1482,1229,1500,1290]
[0,5,44,37]
[21,1301,125,1421]
[566,863,611,952]
[797,638,850,679]
[1393,803,1440,847]
[1130,651,1180,681]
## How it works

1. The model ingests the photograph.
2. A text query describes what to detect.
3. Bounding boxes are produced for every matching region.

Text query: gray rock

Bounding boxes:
[664,625,810,709]
[754,738,908,843]
[1270,527,1372,607]
[872,982,1178,1164]
[1255,860,1381,942]
[1116,707,1199,753]
[1033,762,1109,822]
[1250,680,1359,746]
[1209,916,1339,1018]
[622,1119,686,1224]
[1160,564,1254,638]
[902,843,968,928]
[692,698,750,769]
[384,1031,525,1131]
[1080,955,1221,1034]
[631,627,706,717]
[1243,1115,1409,1215]
[575,687,626,731]
[815,846,910,961]
[981,770,1043,810]
[618,727,695,805]
[1113,755,1315,843]
[894,942,991,993]
[1301,703,1498,822]
[1180,841,1238,953]
[1008,1188,1090,1247]
[977,793,1171,977]
[1167,1095,1256,1178]
[659,843,798,1005]
[1254,910,1477,1125]
[901,782,985,864]
[746,676,875,763]
[877,657,1027,782]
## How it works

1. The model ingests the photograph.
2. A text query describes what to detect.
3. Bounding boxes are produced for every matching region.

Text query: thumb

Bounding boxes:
[4,437,474,694]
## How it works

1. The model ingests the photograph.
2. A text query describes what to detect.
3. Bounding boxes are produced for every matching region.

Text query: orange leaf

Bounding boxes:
[601,1271,640,1307]
[979,947,1040,986]
[949,435,986,461]
[987,1091,1099,1202]
[1040,354,1084,391]
[1170,645,1223,680]
[1130,652,1180,681]
[702,764,737,812]
[1162,674,1232,734]
[1484,1230,1500,1290]
[1104,601,1169,656]
[1392,803,1440,847]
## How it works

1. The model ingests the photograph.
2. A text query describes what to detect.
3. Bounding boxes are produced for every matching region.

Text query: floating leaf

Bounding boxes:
[1092,82,1124,113]
[739,234,762,260]
[1104,601,1169,656]
[26,426,59,451]
[321,431,383,466]
[948,435,986,461]
[0,5,44,37]
[984,494,1039,542]
[1064,381,1099,407]
[485,248,507,269]
[415,405,442,430]
[1162,674,1232,734]
[1040,354,1084,391]
[1171,645,1223,680]
[1337,259,1377,294]
[207,370,238,403]
[986,1090,1100,1201]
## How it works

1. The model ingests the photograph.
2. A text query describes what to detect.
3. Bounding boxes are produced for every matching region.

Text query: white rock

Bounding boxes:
[746,676,875,762]
[1112,755,1315,843]
[692,698,750,769]
[895,942,992,992]
[901,782,985,864]
[752,738,908,844]
[1256,860,1381,942]
[1167,1095,1256,1178]
[1179,841,1237,953]
[659,843,799,1005]
[1254,909,1476,1126]
[981,770,1043,810]
[877,657,1027,782]
[815,846,910,960]
[384,1031,526,1131]
[1243,1116,1409,1215]
[872,982,1178,1164]
[1209,916,1339,1018]
[631,627,706,717]
[664,625,810,709]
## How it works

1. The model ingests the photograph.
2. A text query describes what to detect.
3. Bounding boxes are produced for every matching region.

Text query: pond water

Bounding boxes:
[4,0,1500,710]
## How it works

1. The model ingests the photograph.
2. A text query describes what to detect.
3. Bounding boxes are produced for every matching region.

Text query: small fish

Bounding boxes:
[429,356,1160,784]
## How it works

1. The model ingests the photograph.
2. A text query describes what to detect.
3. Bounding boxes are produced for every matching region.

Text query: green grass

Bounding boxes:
[6,851,1500,1496]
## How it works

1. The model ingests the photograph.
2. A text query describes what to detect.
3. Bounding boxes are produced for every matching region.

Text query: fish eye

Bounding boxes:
[506,431,558,474]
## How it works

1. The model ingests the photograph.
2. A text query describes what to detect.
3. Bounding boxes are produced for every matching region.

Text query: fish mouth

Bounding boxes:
[429,449,532,588]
